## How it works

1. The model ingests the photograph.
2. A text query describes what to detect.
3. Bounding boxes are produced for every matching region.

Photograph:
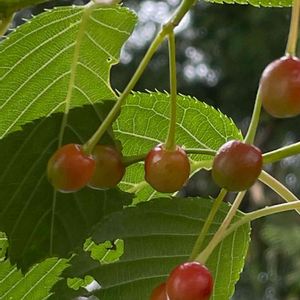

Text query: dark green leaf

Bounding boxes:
[53,197,250,300]
[0,103,133,270]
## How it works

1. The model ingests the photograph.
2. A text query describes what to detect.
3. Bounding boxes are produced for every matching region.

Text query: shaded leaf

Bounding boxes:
[53,197,250,300]
[0,103,133,270]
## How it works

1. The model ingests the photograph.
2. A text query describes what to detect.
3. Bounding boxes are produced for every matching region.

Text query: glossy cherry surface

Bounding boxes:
[166,262,213,300]
[212,140,262,191]
[150,282,168,300]
[144,144,190,193]
[259,55,300,118]
[47,143,95,193]
[88,145,125,190]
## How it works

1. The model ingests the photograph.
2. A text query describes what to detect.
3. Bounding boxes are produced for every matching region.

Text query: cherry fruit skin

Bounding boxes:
[88,145,125,190]
[150,282,168,300]
[212,140,262,192]
[259,55,300,118]
[166,262,213,300]
[144,144,190,193]
[47,144,95,193]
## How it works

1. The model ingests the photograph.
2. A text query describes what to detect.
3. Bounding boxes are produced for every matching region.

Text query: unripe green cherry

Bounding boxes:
[88,145,125,190]
[259,55,300,118]
[47,144,95,193]
[212,140,262,192]
[144,144,190,193]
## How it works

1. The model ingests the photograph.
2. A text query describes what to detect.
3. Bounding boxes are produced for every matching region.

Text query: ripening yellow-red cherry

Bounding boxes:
[88,145,125,190]
[212,140,262,192]
[47,144,95,193]
[144,144,190,193]
[259,55,300,118]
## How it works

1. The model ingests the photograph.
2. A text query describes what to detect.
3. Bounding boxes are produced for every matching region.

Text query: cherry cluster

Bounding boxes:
[150,261,213,300]
[47,143,190,193]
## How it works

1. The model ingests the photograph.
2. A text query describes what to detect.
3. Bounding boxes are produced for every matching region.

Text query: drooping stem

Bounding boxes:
[0,14,13,36]
[165,30,177,151]
[244,89,262,144]
[196,191,246,264]
[263,141,300,164]
[189,189,227,260]
[286,0,300,56]
[58,2,95,148]
[259,170,300,214]
[83,0,196,154]
[122,148,216,166]
[224,201,300,242]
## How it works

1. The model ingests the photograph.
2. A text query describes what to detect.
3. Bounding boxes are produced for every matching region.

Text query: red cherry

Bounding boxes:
[150,282,168,300]
[166,262,213,300]
[212,140,262,191]
[259,55,300,118]
[47,144,95,193]
[88,145,125,189]
[144,144,190,193]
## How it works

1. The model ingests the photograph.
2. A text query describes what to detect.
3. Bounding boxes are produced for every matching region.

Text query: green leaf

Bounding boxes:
[0,4,136,138]
[54,197,250,300]
[0,257,68,300]
[0,103,133,270]
[115,92,242,202]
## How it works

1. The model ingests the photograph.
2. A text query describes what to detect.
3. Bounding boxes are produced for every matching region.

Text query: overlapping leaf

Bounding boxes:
[0,104,133,270]
[0,4,136,138]
[53,197,250,300]
[114,92,242,202]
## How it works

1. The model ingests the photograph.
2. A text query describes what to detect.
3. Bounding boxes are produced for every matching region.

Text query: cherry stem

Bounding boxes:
[224,201,300,243]
[286,0,300,56]
[185,148,216,156]
[0,13,13,36]
[122,148,216,167]
[196,191,246,264]
[189,189,227,261]
[58,2,95,148]
[263,141,300,164]
[244,89,262,144]
[165,31,177,151]
[83,0,196,154]
[259,170,300,215]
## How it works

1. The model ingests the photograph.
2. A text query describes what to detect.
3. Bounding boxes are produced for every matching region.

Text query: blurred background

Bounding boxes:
[11,0,300,298]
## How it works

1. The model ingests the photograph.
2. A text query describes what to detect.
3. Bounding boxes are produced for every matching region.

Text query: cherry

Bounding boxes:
[88,145,125,189]
[144,144,190,193]
[166,262,213,300]
[150,282,168,300]
[259,55,300,118]
[212,140,262,192]
[47,144,95,193]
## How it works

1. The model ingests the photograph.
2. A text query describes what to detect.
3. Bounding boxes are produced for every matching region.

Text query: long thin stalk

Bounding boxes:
[196,191,246,264]
[165,30,177,151]
[83,0,196,154]
[189,189,227,260]
[259,170,300,215]
[286,0,300,56]
[224,201,300,241]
